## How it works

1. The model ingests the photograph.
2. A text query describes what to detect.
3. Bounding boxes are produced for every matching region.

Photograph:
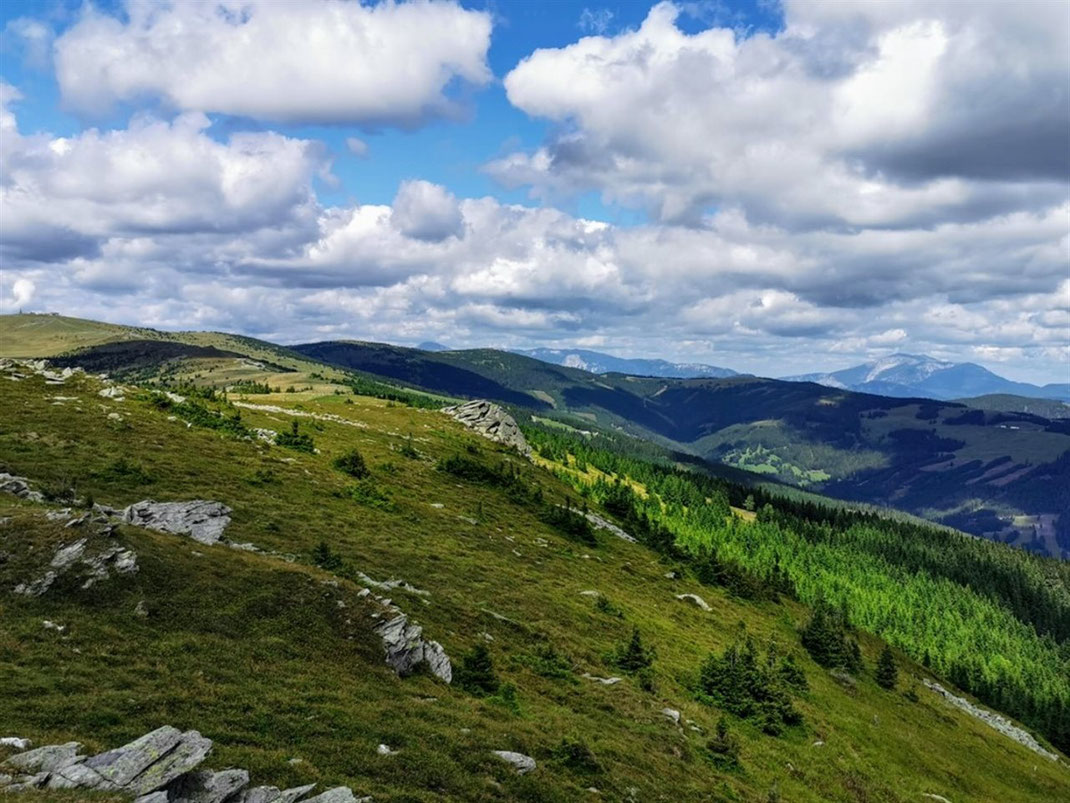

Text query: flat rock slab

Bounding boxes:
[2,741,82,774]
[122,501,232,545]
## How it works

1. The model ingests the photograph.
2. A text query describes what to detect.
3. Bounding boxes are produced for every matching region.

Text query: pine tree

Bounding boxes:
[613,627,654,673]
[876,645,898,690]
[454,644,499,696]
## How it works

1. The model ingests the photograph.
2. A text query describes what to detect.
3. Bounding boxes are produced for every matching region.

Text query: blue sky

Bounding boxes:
[1,0,1067,383]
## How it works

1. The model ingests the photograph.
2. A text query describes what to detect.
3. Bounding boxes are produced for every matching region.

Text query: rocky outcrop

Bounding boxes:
[491,751,536,774]
[923,679,1059,761]
[13,529,138,598]
[441,400,531,457]
[122,501,232,545]
[0,473,45,503]
[0,727,367,801]
[370,599,452,683]
[582,511,636,542]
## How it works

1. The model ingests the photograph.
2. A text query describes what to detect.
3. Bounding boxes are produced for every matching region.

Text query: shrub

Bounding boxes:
[275,420,315,453]
[609,627,654,673]
[801,599,863,672]
[707,717,741,769]
[313,540,343,572]
[454,644,500,696]
[348,479,394,511]
[594,595,624,618]
[519,643,574,680]
[698,634,802,735]
[540,502,596,546]
[550,738,601,774]
[333,448,369,479]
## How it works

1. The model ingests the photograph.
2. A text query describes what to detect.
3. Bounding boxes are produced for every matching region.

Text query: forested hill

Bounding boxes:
[295,340,1070,558]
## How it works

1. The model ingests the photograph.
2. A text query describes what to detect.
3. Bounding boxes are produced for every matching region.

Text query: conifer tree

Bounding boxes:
[876,645,898,690]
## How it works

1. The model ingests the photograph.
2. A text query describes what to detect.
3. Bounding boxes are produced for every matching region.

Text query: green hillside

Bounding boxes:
[294,341,1070,558]
[1,360,1067,801]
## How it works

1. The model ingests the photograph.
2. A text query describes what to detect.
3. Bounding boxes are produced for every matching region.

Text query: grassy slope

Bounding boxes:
[0,371,1066,802]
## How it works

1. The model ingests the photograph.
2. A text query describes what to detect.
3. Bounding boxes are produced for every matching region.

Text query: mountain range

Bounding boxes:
[783,353,1070,402]
[513,348,738,379]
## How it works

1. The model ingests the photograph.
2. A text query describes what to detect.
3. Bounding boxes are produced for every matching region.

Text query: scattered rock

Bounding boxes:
[921,795,952,803]
[491,750,536,774]
[923,679,1059,761]
[662,708,681,725]
[356,572,429,597]
[122,500,232,545]
[135,600,149,618]
[41,620,66,633]
[579,590,601,597]
[99,387,126,400]
[0,473,45,503]
[376,744,397,756]
[441,400,531,457]
[2,742,82,774]
[0,738,30,751]
[812,740,825,747]
[582,673,622,685]
[582,511,636,542]
[675,593,712,612]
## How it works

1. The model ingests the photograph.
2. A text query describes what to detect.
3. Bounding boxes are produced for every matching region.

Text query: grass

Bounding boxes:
[0,368,1067,801]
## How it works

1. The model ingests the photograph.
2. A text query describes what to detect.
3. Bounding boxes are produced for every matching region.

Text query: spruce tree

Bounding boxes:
[876,645,898,690]
[454,643,500,696]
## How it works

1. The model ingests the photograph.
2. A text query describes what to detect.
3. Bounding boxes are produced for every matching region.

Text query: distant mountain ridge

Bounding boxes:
[784,353,1070,402]
[515,347,738,379]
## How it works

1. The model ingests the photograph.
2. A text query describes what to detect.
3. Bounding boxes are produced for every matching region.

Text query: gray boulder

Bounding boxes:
[442,401,531,457]
[122,500,232,545]
[491,750,536,774]
[83,725,185,788]
[134,794,170,803]
[305,788,360,803]
[168,767,250,802]
[374,612,452,683]
[675,593,712,612]
[0,473,44,503]
[236,783,317,803]
[123,730,213,795]
[2,741,82,774]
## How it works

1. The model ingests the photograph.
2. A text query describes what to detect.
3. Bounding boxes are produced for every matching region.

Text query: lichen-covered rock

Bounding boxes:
[168,767,250,802]
[442,400,531,457]
[123,730,213,795]
[491,750,537,774]
[2,741,82,774]
[83,725,185,788]
[122,500,231,545]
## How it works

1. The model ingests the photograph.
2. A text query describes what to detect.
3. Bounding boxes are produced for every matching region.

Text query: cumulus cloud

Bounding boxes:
[0,88,327,266]
[391,180,464,242]
[492,1,1068,227]
[54,0,492,126]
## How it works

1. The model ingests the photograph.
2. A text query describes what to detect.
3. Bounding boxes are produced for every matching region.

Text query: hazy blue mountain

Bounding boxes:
[417,341,450,352]
[515,347,738,379]
[784,353,1070,402]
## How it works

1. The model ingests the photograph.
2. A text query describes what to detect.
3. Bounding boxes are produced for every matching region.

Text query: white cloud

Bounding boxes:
[54,0,492,126]
[391,180,464,242]
[0,90,327,265]
[345,137,369,158]
[493,1,1068,227]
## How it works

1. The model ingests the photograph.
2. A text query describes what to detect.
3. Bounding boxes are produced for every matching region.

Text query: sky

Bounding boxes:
[0,0,1067,383]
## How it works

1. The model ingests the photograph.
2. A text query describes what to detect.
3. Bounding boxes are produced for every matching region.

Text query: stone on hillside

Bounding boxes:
[583,511,636,543]
[99,386,126,400]
[2,741,82,774]
[123,730,213,795]
[441,400,531,457]
[675,593,712,612]
[122,500,232,545]
[305,788,360,803]
[277,784,319,802]
[168,767,250,802]
[0,737,31,750]
[582,673,622,685]
[83,726,184,788]
[239,784,318,803]
[0,473,45,503]
[134,793,169,803]
[14,570,57,597]
[491,750,537,774]
[662,708,681,725]
[373,611,452,683]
